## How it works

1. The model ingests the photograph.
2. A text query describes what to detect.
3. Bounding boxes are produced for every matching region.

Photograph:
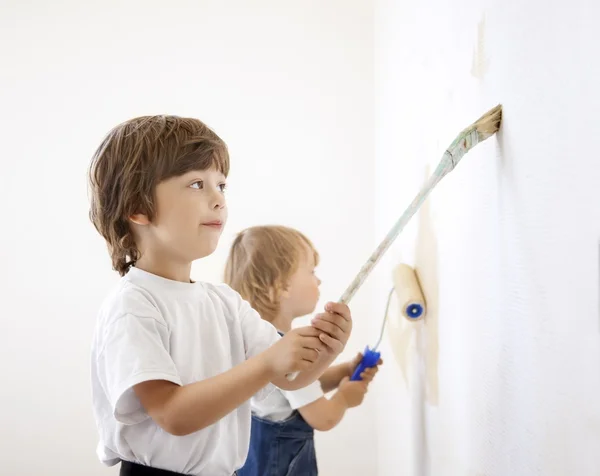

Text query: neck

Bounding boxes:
[134,250,192,283]
[269,310,294,333]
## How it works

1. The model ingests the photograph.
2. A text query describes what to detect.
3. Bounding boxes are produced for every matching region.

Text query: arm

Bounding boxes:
[298,378,367,431]
[298,395,349,431]
[318,363,350,393]
[134,322,331,436]
[134,352,275,436]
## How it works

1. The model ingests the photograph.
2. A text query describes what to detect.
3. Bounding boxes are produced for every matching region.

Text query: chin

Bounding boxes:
[193,243,219,261]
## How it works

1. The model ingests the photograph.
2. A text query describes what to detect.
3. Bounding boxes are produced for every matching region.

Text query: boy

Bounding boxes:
[224,225,382,476]
[88,115,353,476]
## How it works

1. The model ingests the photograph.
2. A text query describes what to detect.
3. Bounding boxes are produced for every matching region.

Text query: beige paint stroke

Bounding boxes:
[471,13,489,79]
[414,164,440,405]
[386,165,440,405]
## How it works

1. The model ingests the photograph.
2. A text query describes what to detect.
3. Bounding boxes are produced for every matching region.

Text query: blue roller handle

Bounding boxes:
[350,346,381,381]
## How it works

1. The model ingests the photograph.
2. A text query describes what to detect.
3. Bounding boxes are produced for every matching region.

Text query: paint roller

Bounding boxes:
[393,264,426,321]
[350,264,425,380]
[287,104,503,381]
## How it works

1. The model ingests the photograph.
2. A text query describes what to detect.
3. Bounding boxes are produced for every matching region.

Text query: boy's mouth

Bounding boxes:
[202,221,223,230]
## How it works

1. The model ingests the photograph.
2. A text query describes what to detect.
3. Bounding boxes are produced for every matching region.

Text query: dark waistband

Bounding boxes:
[120,461,238,476]
[121,461,185,476]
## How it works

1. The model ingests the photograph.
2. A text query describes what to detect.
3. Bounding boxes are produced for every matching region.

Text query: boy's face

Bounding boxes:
[285,247,321,318]
[135,167,228,263]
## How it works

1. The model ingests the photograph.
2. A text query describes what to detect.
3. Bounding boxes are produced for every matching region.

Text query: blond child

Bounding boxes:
[225,225,382,476]
[88,116,354,476]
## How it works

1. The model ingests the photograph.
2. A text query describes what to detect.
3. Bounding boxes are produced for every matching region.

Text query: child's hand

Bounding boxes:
[347,352,383,384]
[265,327,326,376]
[310,302,352,355]
[337,377,368,408]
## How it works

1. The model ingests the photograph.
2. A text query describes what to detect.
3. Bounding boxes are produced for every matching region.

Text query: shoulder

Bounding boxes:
[97,278,165,328]
[202,283,277,350]
[203,282,243,303]
[202,282,250,314]
[203,282,269,324]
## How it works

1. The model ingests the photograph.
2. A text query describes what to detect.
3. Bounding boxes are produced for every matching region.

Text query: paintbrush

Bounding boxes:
[340,104,503,304]
[343,104,503,381]
[288,104,502,382]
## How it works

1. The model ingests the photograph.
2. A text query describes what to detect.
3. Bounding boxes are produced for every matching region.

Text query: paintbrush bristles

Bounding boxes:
[472,104,503,140]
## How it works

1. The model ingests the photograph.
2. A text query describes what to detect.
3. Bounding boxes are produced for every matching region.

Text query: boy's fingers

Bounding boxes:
[351,352,363,367]
[324,302,351,321]
[299,336,326,351]
[319,333,343,353]
[360,373,373,382]
[300,348,320,363]
[312,312,351,334]
[311,319,344,342]
[295,326,321,337]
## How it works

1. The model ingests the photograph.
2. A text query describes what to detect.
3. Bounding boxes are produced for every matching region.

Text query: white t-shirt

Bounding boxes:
[251,380,324,422]
[250,329,324,422]
[90,267,280,476]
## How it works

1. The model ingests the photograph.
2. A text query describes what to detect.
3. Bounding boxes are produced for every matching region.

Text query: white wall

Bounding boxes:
[6,2,597,475]
[373,0,600,475]
[0,2,375,475]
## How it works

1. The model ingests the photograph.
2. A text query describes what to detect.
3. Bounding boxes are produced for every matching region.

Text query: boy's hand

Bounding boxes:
[310,302,352,355]
[265,327,326,376]
[346,352,383,384]
[337,377,368,408]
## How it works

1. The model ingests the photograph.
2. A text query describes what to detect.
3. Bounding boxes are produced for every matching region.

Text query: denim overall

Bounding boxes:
[237,411,318,476]
[238,332,318,476]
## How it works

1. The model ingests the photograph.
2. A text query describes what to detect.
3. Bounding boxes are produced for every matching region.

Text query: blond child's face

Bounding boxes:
[285,248,321,318]
[134,167,228,263]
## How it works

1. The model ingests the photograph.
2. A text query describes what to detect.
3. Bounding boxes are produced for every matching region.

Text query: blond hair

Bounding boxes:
[224,225,319,321]
[88,115,229,276]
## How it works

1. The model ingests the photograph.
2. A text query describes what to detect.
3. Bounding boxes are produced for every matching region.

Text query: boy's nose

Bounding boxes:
[210,189,225,209]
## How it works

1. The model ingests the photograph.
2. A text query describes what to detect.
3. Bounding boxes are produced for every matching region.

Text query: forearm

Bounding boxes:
[318,363,349,393]
[152,354,274,435]
[319,392,349,430]
[299,392,349,431]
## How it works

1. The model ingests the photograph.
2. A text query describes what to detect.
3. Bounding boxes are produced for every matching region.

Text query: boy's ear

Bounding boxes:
[128,213,151,226]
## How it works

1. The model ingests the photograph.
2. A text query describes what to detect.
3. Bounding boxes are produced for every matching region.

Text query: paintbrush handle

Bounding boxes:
[338,162,446,304]
[288,128,483,382]
[338,128,480,304]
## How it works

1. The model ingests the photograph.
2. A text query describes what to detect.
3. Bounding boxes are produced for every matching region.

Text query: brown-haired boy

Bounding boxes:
[88,116,354,476]
[225,225,382,476]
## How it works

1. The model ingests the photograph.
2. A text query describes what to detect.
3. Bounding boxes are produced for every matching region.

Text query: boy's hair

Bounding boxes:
[224,225,320,321]
[88,115,229,276]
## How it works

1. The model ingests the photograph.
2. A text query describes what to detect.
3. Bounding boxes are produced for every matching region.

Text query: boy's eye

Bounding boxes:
[190,181,204,190]
[219,183,227,193]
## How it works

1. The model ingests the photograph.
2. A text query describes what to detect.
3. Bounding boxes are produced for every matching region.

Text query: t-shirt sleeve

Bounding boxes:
[238,301,280,359]
[237,295,281,401]
[283,380,324,410]
[96,313,182,425]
